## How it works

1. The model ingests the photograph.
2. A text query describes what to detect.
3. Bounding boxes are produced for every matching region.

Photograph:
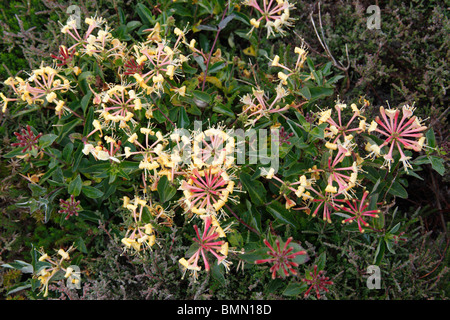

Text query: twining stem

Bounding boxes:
[224,203,260,236]
[201,5,229,91]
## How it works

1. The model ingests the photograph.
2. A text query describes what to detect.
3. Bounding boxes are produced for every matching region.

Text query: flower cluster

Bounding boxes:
[11,125,43,153]
[366,104,427,172]
[121,195,158,253]
[239,84,290,127]
[179,215,231,282]
[270,43,309,84]
[244,0,296,38]
[35,246,77,297]
[2,66,71,117]
[58,195,82,220]
[0,4,432,297]
[302,265,333,299]
[255,237,307,279]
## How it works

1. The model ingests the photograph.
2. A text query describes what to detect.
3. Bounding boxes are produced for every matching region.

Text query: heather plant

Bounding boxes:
[0,0,447,300]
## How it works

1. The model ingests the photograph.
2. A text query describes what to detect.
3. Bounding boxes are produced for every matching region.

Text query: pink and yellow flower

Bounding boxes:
[179,215,230,281]
[255,237,307,279]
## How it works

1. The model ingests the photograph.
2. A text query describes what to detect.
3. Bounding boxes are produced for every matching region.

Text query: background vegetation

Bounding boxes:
[0,0,448,300]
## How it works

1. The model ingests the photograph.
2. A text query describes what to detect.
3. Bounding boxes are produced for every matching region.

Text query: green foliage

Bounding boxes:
[0,0,447,301]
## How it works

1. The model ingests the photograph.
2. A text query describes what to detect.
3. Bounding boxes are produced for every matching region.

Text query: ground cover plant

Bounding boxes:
[0,0,448,301]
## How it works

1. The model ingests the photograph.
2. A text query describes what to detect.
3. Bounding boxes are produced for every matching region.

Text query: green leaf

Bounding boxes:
[157,175,176,203]
[213,103,235,118]
[29,183,46,197]
[75,237,88,254]
[240,172,267,206]
[218,14,236,30]
[373,238,386,265]
[390,222,401,234]
[305,57,315,72]
[388,181,408,199]
[192,90,212,105]
[283,281,308,297]
[232,11,250,25]
[80,91,92,114]
[170,3,193,17]
[309,123,328,140]
[39,134,58,149]
[266,278,284,293]
[62,143,74,163]
[196,24,218,32]
[39,165,59,184]
[385,238,396,254]
[2,147,25,158]
[227,230,244,248]
[126,21,142,32]
[209,61,226,74]
[78,210,102,223]
[428,155,445,176]
[425,129,436,149]
[118,7,126,24]
[83,107,95,137]
[211,263,226,286]
[241,200,262,234]
[285,118,307,141]
[82,185,104,199]
[239,247,268,264]
[315,252,327,271]
[178,106,190,128]
[2,260,33,273]
[181,62,198,74]
[136,3,154,25]
[288,241,308,265]
[266,201,298,229]
[68,174,82,197]
[57,118,83,143]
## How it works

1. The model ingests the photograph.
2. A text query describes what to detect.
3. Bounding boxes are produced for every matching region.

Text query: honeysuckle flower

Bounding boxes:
[38,253,49,262]
[179,215,230,282]
[369,105,427,172]
[310,141,360,199]
[13,66,72,108]
[302,265,333,299]
[58,195,82,220]
[262,167,276,179]
[33,245,76,297]
[271,126,294,146]
[335,190,381,233]
[92,84,145,127]
[61,15,113,59]
[278,71,289,85]
[365,142,382,159]
[57,249,70,260]
[129,35,186,95]
[180,166,237,217]
[243,0,296,38]
[255,237,307,279]
[64,267,74,278]
[54,99,66,117]
[239,83,290,127]
[294,44,308,70]
[11,125,43,153]
[192,127,235,168]
[309,190,338,224]
[37,268,57,297]
[81,141,120,163]
[268,43,308,87]
[0,91,17,113]
[121,196,158,253]
[321,101,365,144]
[50,45,75,67]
